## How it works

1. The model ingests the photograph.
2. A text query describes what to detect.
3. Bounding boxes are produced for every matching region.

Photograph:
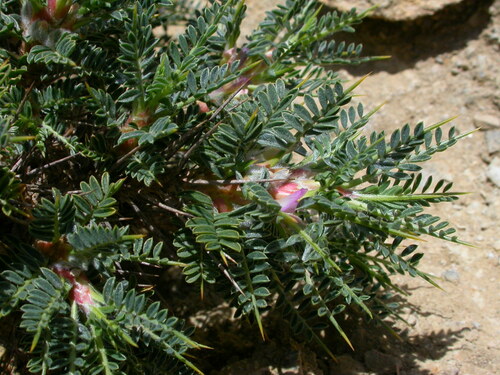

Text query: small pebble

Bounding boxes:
[406,314,418,326]
[474,114,500,129]
[444,368,461,375]
[442,269,460,283]
[486,157,500,188]
[480,222,490,230]
[485,130,500,154]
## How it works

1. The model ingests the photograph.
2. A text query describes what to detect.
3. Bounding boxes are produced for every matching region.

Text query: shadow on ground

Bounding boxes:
[325,0,494,74]
[171,286,468,375]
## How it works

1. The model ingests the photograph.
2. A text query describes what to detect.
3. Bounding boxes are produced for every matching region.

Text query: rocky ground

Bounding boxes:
[209,1,499,375]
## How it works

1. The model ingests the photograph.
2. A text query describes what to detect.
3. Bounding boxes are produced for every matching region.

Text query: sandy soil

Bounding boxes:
[211,1,500,374]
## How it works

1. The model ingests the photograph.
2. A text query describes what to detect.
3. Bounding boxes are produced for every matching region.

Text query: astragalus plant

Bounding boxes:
[0,0,469,373]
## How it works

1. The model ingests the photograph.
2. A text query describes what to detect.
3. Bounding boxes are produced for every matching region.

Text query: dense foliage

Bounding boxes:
[0,0,470,373]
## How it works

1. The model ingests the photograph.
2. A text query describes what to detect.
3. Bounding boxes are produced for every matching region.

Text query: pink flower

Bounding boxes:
[272,182,308,213]
[197,101,210,113]
[71,281,94,314]
[268,168,320,213]
[53,264,95,315]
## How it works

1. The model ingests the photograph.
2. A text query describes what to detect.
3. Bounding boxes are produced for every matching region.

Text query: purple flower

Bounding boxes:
[271,182,308,213]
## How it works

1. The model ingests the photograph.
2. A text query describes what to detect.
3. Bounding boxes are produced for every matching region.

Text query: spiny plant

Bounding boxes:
[0,0,471,373]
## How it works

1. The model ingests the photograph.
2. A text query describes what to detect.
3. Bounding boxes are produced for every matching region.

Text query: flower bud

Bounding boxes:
[48,0,72,21]
[27,0,73,23]
[34,238,70,261]
[127,111,150,129]
[53,264,96,315]
[197,101,210,114]
[117,111,151,154]
[70,276,94,314]
[21,0,79,46]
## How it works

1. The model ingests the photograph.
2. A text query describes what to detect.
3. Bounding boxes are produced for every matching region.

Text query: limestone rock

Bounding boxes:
[474,114,500,130]
[487,157,500,188]
[486,130,500,154]
[321,0,466,21]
